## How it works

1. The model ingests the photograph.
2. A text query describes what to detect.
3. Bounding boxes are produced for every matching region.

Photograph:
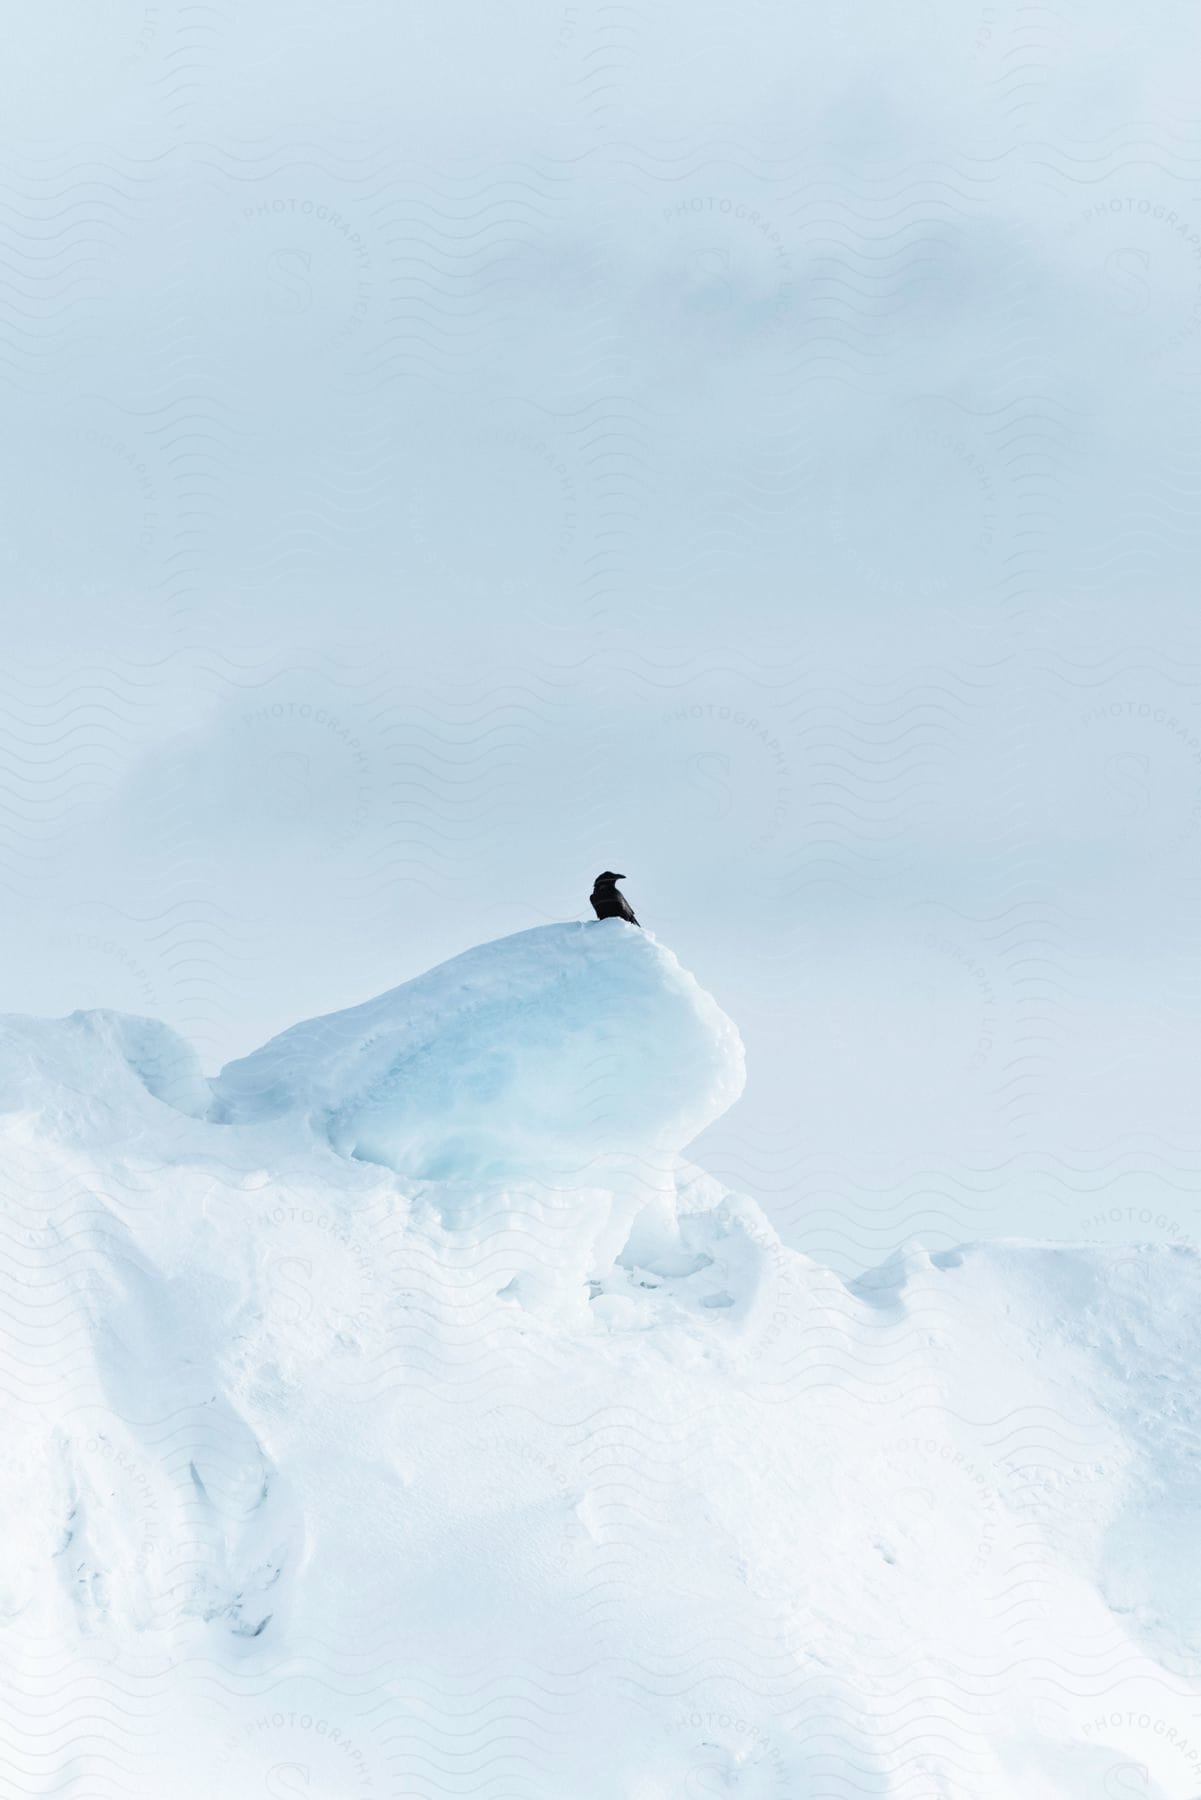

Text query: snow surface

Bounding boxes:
[1,922,1199,1798]
[211,919,746,1181]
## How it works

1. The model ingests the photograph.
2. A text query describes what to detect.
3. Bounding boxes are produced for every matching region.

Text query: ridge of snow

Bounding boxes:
[0,926,1196,1798]
[211,920,746,1179]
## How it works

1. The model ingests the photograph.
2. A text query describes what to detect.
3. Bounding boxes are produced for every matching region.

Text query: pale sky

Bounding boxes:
[4,0,1201,1270]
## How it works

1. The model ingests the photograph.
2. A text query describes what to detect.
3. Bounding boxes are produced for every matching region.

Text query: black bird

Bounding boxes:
[590,870,639,927]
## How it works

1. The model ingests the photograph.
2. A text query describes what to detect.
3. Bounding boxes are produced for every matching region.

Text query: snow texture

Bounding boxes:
[0,923,1198,1798]
[211,919,746,1178]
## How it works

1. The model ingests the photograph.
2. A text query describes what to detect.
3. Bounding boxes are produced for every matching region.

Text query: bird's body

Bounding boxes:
[590,870,639,927]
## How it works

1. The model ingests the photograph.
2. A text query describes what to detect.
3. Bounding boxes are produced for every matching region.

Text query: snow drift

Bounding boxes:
[210,920,746,1178]
[0,923,1198,1799]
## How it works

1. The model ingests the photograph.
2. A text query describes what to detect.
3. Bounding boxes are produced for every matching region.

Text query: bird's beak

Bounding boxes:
[615,873,625,880]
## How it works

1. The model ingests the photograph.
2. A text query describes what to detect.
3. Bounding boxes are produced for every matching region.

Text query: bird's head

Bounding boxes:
[595,870,625,883]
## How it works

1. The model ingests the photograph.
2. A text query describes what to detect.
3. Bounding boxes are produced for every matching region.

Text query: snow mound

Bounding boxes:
[0,930,1198,1799]
[212,921,745,1177]
[0,1006,211,1127]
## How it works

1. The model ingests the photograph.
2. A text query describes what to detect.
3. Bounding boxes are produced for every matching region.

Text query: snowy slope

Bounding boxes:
[0,923,1198,1799]
[211,919,745,1180]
